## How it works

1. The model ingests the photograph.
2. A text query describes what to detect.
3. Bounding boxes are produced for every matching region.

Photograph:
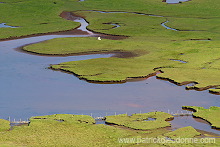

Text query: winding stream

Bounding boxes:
[86,10,181,31]
[0,11,219,135]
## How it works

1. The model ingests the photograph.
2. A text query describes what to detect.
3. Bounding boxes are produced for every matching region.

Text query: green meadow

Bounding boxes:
[0,112,219,146]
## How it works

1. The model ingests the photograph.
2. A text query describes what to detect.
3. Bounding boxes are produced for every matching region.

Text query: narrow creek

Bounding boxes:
[85,10,185,31]
[161,20,178,31]
[0,11,219,135]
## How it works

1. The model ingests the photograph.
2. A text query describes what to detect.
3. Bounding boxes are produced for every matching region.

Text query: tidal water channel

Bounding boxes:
[0,11,219,135]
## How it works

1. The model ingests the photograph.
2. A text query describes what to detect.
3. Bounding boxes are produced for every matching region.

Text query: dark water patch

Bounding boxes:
[0,23,18,28]
[170,59,187,63]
